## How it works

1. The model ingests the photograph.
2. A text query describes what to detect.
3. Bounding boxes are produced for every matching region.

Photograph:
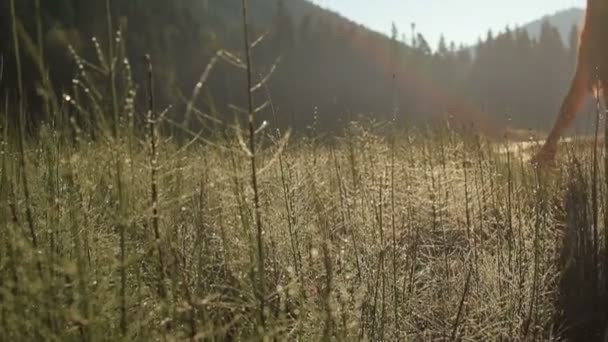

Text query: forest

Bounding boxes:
[0,0,586,134]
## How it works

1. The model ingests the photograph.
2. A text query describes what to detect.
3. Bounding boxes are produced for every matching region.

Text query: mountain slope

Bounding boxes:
[0,0,589,134]
[523,8,584,45]
[2,0,436,131]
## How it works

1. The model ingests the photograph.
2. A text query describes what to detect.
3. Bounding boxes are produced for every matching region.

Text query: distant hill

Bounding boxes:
[0,0,427,130]
[523,8,585,46]
[0,0,590,134]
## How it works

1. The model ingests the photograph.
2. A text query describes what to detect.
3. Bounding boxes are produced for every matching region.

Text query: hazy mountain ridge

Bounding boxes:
[523,7,585,46]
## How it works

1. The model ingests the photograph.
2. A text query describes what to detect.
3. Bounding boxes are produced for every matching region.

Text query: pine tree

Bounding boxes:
[416,33,431,56]
[437,34,448,57]
[567,23,580,65]
[272,0,295,53]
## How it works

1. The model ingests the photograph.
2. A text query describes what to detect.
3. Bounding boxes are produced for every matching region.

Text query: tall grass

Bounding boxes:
[240,0,266,334]
[1,3,608,341]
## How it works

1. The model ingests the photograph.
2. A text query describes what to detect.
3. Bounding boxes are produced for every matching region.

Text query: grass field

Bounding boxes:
[2,1,608,340]
[1,116,608,340]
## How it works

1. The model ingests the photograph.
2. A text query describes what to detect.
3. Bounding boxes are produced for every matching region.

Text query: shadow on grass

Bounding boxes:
[555,160,608,341]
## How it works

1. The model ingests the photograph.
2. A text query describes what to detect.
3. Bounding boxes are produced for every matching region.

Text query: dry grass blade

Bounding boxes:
[221,49,247,70]
[182,49,223,127]
[250,56,282,93]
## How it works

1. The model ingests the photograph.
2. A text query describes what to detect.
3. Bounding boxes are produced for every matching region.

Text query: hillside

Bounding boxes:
[0,0,588,134]
[0,0,426,131]
[523,7,585,46]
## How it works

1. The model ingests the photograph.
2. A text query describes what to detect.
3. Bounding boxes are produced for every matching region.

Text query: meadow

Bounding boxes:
[2,113,608,341]
[1,1,608,341]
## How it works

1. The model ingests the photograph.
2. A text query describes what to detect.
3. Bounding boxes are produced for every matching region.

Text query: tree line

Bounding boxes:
[0,0,588,136]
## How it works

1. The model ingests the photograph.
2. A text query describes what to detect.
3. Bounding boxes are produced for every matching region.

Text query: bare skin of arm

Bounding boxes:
[531,0,605,166]
[531,58,590,165]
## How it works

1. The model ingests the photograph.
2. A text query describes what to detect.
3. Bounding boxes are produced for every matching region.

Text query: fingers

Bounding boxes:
[531,144,557,168]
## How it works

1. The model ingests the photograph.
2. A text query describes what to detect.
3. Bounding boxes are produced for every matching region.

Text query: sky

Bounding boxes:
[310,0,586,48]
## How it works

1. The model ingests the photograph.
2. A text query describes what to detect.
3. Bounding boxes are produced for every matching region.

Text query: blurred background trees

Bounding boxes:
[0,0,590,135]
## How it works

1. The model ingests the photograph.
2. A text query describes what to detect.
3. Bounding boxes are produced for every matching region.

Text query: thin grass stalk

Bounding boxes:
[104,0,127,334]
[122,54,136,212]
[222,126,254,254]
[240,0,266,333]
[0,102,18,340]
[474,135,488,253]
[378,171,386,341]
[331,144,363,332]
[105,0,119,135]
[505,135,515,270]
[10,0,39,266]
[390,138,399,334]
[33,0,52,123]
[306,164,335,341]
[174,248,198,341]
[462,136,478,279]
[196,149,232,275]
[523,169,543,339]
[145,55,166,299]
[286,157,303,274]
[13,2,58,125]
[328,148,353,335]
[369,221,386,340]
[335,142,362,281]
[44,117,60,297]
[321,220,334,342]
[388,38,400,336]
[489,153,505,298]
[403,135,420,302]
[504,133,517,335]
[347,128,359,192]
[267,82,301,279]
[9,3,54,338]
[473,135,488,286]
[437,128,452,308]
[66,160,91,341]
[330,146,348,270]
[2,217,20,340]
[2,97,17,274]
[516,143,528,317]
[426,133,450,337]
[449,264,473,341]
